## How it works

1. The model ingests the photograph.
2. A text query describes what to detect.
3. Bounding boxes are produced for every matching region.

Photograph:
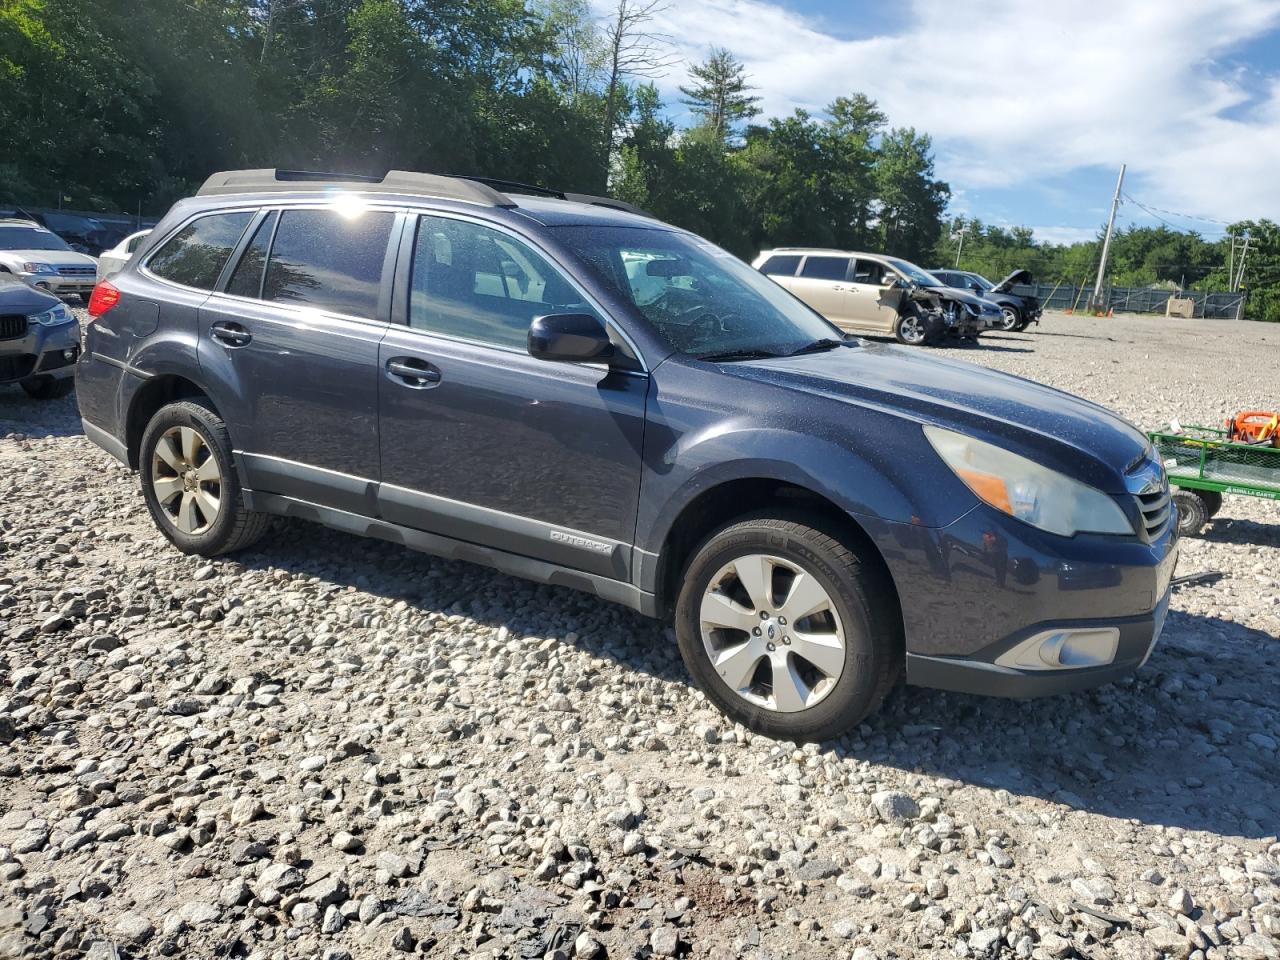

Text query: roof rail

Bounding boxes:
[563,193,652,218]
[195,169,515,207]
[460,176,566,200]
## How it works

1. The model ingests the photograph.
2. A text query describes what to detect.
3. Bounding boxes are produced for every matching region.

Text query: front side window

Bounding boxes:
[852,259,887,285]
[148,212,253,289]
[408,215,596,349]
[557,226,842,357]
[800,256,850,281]
[759,254,801,276]
[262,208,395,318]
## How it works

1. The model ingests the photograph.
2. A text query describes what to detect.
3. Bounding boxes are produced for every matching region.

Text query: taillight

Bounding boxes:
[87,281,120,318]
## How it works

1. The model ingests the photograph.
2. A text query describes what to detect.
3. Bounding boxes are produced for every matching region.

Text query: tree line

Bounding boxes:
[1,0,1274,319]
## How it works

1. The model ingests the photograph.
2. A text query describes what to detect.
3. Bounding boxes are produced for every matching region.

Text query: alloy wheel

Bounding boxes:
[1000,307,1018,330]
[900,315,925,344]
[698,553,846,712]
[151,425,222,535]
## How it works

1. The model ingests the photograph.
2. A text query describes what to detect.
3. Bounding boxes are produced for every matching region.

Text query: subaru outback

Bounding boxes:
[76,170,1177,741]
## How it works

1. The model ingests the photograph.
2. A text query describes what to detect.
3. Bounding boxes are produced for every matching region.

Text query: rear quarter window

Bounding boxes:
[147,212,253,290]
[759,254,802,276]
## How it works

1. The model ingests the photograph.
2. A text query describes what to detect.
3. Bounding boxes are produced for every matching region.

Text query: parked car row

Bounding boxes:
[928,268,1042,331]
[0,206,150,256]
[70,168,1175,742]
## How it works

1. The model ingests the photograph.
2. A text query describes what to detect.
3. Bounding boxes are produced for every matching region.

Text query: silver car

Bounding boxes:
[0,218,100,301]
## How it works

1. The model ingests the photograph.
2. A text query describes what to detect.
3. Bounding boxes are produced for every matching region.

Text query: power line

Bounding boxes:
[1120,193,1236,227]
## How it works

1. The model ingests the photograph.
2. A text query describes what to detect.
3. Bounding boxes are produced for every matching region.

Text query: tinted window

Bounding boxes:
[148,212,253,289]
[226,212,276,299]
[852,259,887,284]
[263,209,394,318]
[126,233,148,254]
[800,256,849,281]
[409,216,593,349]
[760,254,801,276]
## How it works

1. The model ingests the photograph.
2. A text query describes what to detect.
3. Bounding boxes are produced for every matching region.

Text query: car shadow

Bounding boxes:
[232,517,1280,841]
[1197,515,1280,547]
[0,389,85,439]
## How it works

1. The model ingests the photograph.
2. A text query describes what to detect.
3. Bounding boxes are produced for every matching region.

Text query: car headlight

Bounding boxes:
[28,303,73,326]
[21,262,57,274]
[924,425,1134,536]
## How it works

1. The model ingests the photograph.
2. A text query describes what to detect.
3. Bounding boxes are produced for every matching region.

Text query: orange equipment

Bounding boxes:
[1225,411,1280,447]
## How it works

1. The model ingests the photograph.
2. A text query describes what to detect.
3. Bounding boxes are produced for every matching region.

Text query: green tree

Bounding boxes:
[873,127,949,262]
[679,47,760,143]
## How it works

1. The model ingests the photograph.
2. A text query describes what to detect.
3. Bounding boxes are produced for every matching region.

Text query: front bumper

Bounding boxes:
[19,271,96,295]
[872,500,1178,699]
[0,319,81,383]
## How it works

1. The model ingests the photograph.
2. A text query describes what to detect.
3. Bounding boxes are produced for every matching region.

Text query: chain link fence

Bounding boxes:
[1015,283,1245,319]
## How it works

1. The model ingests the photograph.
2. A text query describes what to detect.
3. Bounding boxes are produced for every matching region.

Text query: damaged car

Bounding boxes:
[754,248,1002,345]
[929,268,1042,331]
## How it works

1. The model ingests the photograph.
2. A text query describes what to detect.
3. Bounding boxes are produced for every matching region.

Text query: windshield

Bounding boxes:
[0,226,70,252]
[885,257,941,287]
[555,226,842,357]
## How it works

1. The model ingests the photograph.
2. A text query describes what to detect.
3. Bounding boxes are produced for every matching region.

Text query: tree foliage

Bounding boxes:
[679,47,760,142]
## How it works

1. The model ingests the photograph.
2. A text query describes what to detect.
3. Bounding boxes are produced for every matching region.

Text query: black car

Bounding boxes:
[76,169,1176,741]
[0,276,80,398]
[930,268,1042,331]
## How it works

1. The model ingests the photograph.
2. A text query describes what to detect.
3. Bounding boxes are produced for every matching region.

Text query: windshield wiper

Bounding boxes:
[786,337,847,356]
[693,348,783,362]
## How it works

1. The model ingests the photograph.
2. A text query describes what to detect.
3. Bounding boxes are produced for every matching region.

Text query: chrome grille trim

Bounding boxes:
[56,265,96,277]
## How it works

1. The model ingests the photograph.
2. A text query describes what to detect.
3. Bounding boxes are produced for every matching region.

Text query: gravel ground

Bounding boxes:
[1,310,1278,960]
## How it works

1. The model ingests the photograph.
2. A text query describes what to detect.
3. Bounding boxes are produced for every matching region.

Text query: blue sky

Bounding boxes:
[615,0,1280,244]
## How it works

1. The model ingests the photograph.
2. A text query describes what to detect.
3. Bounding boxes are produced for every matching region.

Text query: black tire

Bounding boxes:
[674,512,900,741]
[1197,490,1223,517]
[1013,318,1032,332]
[139,398,270,556]
[19,375,75,399]
[1172,490,1208,538]
[999,306,1020,331]
[893,311,931,346]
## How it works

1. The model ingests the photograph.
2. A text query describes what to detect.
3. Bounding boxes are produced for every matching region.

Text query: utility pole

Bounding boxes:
[953,222,967,268]
[1090,163,1125,313]
[1234,231,1250,321]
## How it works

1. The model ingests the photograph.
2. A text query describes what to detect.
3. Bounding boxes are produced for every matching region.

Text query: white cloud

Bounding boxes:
[596,0,1280,224]
[1029,225,1102,246]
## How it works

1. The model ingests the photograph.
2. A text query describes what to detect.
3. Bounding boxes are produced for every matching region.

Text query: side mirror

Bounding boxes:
[528,313,615,364]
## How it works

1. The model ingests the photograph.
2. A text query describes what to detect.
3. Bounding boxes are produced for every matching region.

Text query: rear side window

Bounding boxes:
[147,212,253,289]
[225,212,277,299]
[800,256,850,281]
[759,254,801,276]
[262,209,395,319]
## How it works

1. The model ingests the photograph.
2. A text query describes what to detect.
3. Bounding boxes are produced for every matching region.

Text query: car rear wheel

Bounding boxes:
[999,306,1020,331]
[139,399,270,556]
[19,375,74,400]
[674,514,900,741]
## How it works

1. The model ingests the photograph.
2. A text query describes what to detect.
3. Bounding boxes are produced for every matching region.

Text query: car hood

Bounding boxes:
[727,342,1150,494]
[991,269,1032,293]
[0,275,61,313]
[0,248,98,267]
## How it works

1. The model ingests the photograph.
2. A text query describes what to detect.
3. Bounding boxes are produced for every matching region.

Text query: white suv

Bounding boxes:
[752,248,1001,345]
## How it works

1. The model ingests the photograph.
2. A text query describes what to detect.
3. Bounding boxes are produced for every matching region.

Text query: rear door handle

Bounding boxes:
[210,321,251,347]
[385,356,441,388]
[832,285,846,291]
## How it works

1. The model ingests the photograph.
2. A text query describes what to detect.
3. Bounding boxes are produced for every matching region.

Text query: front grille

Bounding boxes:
[0,353,36,381]
[1136,487,1171,540]
[0,314,27,341]
[56,265,96,277]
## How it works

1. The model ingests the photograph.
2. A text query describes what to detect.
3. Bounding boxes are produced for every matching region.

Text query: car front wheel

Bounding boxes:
[674,514,900,741]
[139,399,269,556]
[894,311,931,346]
[999,306,1020,331]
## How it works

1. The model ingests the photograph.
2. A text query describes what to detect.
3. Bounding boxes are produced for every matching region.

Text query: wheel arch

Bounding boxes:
[125,374,218,468]
[651,477,904,645]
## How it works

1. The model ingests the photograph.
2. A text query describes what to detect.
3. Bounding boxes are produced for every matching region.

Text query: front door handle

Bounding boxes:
[210,321,252,347]
[385,356,441,388]
[832,285,846,291]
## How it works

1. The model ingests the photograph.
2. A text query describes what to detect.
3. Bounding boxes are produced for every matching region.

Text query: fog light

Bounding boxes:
[64,348,76,360]
[995,627,1119,671]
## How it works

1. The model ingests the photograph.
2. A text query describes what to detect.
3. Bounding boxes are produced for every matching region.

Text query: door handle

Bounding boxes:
[210,321,252,347]
[832,285,846,291]
[385,356,442,388]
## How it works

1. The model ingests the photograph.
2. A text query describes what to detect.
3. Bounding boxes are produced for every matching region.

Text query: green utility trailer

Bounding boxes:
[1148,424,1280,536]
